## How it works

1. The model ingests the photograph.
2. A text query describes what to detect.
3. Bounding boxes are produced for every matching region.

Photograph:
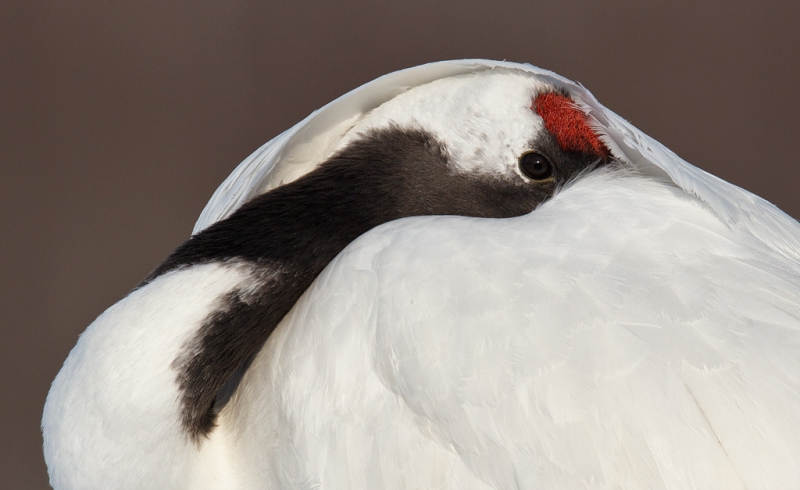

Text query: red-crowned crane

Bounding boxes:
[43,60,800,490]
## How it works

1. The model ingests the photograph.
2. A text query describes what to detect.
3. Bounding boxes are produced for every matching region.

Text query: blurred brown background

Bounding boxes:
[2,1,799,488]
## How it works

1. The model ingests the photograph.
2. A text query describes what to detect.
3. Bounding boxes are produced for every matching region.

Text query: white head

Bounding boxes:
[335,70,558,179]
[194,61,623,234]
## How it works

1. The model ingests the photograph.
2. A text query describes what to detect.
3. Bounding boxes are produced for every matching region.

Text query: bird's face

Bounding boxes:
[314,68,613,221]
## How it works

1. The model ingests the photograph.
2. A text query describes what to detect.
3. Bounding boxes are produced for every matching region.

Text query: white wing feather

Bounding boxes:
[195,60,800,488]
[238,173,800,489]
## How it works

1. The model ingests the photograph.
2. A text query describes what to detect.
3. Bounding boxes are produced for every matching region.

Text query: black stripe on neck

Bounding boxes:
[150,126,572,441]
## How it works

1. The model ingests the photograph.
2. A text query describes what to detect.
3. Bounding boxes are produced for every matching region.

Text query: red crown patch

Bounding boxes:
[533,93,610,160]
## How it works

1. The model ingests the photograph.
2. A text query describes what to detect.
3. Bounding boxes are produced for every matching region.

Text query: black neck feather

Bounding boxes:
[146,126,571,441]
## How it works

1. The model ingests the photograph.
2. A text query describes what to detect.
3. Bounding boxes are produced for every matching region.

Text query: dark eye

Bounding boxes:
[518,152,553,181]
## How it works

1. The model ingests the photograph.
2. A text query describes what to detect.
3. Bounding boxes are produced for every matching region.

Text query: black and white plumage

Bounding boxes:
[42,60,800,489]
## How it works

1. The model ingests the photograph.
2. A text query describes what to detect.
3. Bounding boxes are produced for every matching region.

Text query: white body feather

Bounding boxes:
[239,172,800,489]
[43,60,800,489]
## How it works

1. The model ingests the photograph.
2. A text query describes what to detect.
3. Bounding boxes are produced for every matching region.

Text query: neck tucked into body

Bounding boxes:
[147,127,557,440]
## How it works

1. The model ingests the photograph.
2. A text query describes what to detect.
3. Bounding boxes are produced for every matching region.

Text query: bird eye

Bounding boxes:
[518,152,553,181]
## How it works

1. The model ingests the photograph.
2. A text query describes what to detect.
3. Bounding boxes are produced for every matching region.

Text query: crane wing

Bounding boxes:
[242,172,800,489]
